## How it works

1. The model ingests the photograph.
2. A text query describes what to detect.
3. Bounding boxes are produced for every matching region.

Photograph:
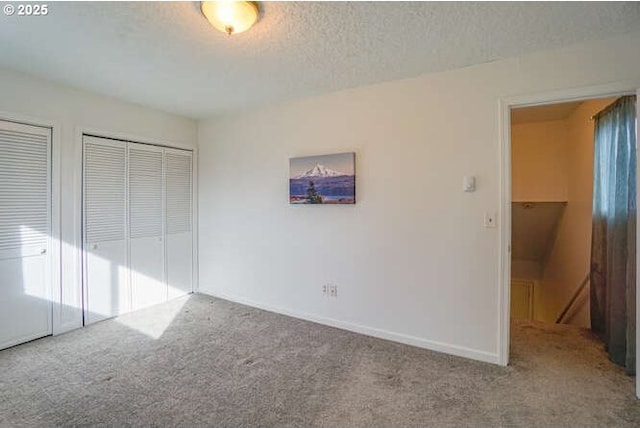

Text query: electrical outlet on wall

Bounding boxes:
[329,284,338,297]
[484,212,497,228]
[323,284,338,297]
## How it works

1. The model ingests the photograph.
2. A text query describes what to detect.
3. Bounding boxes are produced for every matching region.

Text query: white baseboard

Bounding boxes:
[199,288,500,365]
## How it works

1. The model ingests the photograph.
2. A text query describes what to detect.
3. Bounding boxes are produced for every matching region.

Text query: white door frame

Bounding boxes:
[498,82,640,397]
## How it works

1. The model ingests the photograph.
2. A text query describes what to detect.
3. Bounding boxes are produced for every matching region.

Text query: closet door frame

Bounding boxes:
[0,110,61,336]
[78,128,197,324]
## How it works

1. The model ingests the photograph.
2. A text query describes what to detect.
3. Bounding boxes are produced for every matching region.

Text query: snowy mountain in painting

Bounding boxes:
[293,163,347,179]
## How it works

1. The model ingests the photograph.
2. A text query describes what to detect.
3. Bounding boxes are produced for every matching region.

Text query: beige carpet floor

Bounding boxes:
[1,293,639,427]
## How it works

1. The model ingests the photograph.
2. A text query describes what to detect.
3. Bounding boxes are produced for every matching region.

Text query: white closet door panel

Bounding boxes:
[83,136,127,323]
[84,137,126,244]
[129,143,165,310]
[129,144,163,239]
[167,233,192,299]
[85,242,128,324]
[0,120,51,349]
[131,236,165,308]
[0,123,49,260]
[165,149,193,297]
[165,150,192,235]
[0,256,49,349]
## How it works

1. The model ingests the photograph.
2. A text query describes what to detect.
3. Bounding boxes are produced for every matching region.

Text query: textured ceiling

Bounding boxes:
[1,2,639,118]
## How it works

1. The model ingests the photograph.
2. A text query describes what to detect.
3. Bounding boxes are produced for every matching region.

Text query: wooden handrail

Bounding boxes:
[555,273,590,324]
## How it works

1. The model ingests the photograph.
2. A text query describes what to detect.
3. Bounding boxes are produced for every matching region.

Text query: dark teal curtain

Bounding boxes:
[590,95,637,375]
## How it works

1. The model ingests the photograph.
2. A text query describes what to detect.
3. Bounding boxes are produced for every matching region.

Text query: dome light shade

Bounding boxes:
[201,1,259,36]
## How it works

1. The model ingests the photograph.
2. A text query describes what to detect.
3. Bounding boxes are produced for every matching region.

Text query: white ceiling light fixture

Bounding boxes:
[201,1,259,36]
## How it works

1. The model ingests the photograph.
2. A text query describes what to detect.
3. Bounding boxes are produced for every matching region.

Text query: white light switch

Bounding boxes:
[463,176,476,192]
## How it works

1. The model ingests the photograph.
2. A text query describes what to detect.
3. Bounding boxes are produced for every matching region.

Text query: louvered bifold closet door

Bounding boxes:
[84,136,128,324]
[165,148,193,298]
[0,120,52,349]
[129,143,166,310]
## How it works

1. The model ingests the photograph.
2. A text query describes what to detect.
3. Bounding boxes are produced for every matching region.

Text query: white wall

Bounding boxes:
[0,67,197,334]
[198,31,640,364]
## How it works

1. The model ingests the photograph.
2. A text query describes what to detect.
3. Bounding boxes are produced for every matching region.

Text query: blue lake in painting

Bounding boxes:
[289,175,355,204]
[289,153,356,204]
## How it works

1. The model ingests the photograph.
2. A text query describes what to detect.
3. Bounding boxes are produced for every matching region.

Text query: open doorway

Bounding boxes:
[506,93,638,393]
[510,98,618,327]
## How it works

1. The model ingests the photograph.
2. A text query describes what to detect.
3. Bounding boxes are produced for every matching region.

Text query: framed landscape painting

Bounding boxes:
[289,152,355,204]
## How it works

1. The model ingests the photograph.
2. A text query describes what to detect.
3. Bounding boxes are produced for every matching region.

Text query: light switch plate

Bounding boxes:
[463,176,476,192]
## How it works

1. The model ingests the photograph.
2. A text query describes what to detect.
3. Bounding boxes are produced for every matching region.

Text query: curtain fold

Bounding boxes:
[590,95,637,375]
